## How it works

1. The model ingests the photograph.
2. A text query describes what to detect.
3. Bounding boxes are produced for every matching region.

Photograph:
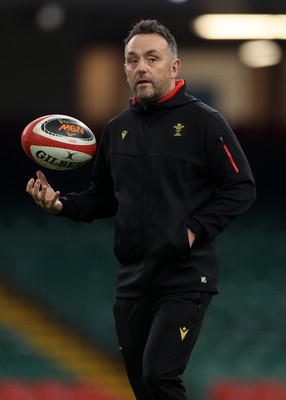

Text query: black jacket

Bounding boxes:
[60,81,256,297]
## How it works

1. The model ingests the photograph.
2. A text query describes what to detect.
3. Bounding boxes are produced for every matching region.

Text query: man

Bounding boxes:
[27,19,256,400]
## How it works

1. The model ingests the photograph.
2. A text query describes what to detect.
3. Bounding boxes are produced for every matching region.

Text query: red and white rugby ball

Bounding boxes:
[21,114,97,171]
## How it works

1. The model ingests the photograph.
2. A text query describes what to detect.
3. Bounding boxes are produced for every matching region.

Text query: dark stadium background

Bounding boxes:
[0,1,286,399]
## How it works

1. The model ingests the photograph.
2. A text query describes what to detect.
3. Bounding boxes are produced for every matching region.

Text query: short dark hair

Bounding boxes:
[124,19,178,58]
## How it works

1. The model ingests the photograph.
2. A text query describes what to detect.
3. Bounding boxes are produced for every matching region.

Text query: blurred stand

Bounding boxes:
[1,3,286,400]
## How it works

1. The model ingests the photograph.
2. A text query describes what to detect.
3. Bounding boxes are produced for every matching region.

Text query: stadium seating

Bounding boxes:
[0,210,285,400]
[208,379,286,400]
[0,380,129,400]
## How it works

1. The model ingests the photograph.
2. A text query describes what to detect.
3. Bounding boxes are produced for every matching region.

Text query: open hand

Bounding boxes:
[26,171,63,215]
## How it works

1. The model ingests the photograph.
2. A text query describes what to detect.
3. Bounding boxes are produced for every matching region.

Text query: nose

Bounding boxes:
[137,58,147,72]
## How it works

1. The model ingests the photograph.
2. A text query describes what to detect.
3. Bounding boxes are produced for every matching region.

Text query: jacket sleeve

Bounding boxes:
[187,112,256,240]
[58,131,118,222]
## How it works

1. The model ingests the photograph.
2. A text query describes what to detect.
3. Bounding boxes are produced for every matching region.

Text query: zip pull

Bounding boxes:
[219,136,239,173]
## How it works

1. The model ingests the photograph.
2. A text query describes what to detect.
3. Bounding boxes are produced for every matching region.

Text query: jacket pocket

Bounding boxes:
[177,220,193,256]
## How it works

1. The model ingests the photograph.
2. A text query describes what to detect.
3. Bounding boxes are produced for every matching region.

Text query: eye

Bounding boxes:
[148,57,157,63]
[128,59,138,66]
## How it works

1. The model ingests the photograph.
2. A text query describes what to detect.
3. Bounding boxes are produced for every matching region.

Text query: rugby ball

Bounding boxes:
[21,114,97,170]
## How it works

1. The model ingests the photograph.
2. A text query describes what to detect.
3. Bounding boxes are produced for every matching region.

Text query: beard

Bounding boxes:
[131,76,171,106]
[134,82,157,104]
[135,87,159,106]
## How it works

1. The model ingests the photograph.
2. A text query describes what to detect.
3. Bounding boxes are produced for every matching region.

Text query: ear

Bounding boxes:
[171,59,181,79]
[124,63,129,82]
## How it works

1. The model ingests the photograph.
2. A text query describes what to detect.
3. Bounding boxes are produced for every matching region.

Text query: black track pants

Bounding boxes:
[113,292,212,400]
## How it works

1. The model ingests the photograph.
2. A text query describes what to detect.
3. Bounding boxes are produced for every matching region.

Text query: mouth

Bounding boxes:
[136,79,151,87]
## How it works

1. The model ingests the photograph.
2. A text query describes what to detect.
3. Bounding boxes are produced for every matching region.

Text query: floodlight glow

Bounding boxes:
[168,0,188,3]
[192,14,286,40]
[35,3,65,31]
[239,40,282,68]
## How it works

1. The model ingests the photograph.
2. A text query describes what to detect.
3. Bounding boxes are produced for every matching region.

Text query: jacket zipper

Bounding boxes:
[219,136,239,173]
[143,121,150,287]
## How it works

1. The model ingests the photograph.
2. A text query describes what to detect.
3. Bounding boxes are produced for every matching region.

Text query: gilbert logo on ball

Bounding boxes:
[21,114,97,170]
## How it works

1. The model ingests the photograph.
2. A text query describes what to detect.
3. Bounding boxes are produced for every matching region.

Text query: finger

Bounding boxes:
[31,179,42,200]
[41,185,47,201]
[49,191,61,206]
[36,171,49,187]
[26,178,35,194]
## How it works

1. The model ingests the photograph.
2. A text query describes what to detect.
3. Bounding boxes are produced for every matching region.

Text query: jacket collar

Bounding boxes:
[130,80,197,113]
[131,79,185,105]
